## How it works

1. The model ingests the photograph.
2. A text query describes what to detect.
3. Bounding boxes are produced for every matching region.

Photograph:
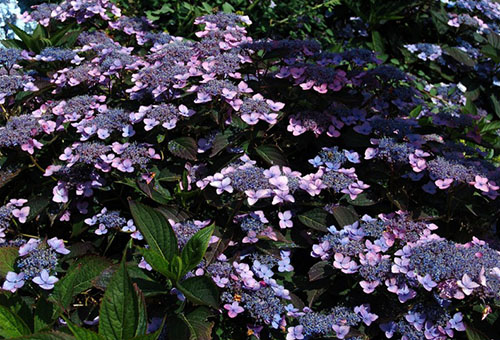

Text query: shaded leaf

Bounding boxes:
[308,261,335,281]
[178,276,219,309]
[331,206,358,227]
[181,224,215,275]
[130,201,178,262]
[168,137,197,161]
[255,145,287,166]
[186,307,214,340]
[0,246,19,278]
[298,208,329,232]
[98,260,139,340]
[0,305,31,338]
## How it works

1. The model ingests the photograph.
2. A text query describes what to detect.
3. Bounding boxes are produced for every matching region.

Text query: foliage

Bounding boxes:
[0,0,499,340]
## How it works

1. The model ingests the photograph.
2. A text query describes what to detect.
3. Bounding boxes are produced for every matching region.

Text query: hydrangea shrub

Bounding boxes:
[0,0,499,339]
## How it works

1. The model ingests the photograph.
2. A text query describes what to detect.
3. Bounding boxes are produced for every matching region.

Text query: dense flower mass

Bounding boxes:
[0,0,499,339]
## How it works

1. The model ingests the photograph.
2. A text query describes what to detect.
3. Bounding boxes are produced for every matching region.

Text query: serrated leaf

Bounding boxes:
[298,208,329,232]
[168,137,197,161]
[210,131,232,157]
[98,260,139,340]
[135,284,148,336]
[308,261,335,281]
[0,305,31,338]
[10,332,75,340]
[178,276,219,309]
[51,256,111,312]
[156,205,191,223]
[181,224,215,275]
[130,201,178,262]
[255,145,287,166]
[0,246,19,278]
[186,307,214,340]
[137,248,173,279]
[66,320,105,340]
[34,298,54,332]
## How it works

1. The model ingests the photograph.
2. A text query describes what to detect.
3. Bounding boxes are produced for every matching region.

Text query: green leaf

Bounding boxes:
[344,193,377,206]
[210,131,232,157]
[32,24,47,40]
[49,23,76,45]
[168,137,197,161]
[298,208,329,232]
[308,261,335,281]
[130,201,178,262]
[1,39,25,49]
[0,246,19,278]
[409,105,422,118]
[465,326,489,340]
[371,30,385,53]
[186,307,214,340]
[0,305,31,338]
[178,276,219,309]
[181,224,215,275]
[66,321,105,340]
[10,332,75,340]
[490,95,500,119]
[135,284,148,336]
[166,314,193,340]
[137,248,173,279]
[51,256,111,312]
[34,298,54,332]
[8,23,38,52]
[487,32,500,50]
[98,260,139,340]
[255,145,287,166]
[443,46,476,67]
[331,206,358,227]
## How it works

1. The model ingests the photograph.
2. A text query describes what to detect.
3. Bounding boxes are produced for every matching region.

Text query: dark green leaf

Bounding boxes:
[178,276,219,309]
[308,261,335,281]
[34,298,54,332]
[210,131,232,157]
[0,246,19,278]
[298,208,329,232]
[465,326,490,340]
[98,260,139,340]
[487,32,500,49]
[136,248,173,279]
[371,30,385,53]
[344,193,377,206]
[168,137,197,161]
[255,145,287,166]
[331,206,358,227]
[166,314,193,340]
[0,305,31,338]
[490,95,500,119]
[181,224,215,275]
[51,256,111,312]
[443,46,476,67]
[186,307,214,340]
[130,201,178,262]
[66,320,105,340]
[10,332,75,340]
